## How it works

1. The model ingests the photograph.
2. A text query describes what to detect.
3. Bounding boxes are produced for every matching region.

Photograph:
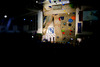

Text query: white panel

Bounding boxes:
[75,8,80,36]
[52,5,62,10]
[37,10,43,34]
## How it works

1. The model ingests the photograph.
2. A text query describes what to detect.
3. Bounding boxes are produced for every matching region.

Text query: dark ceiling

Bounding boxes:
[0,0,44,17]
[0,0,99,17]
[70,0,100,7]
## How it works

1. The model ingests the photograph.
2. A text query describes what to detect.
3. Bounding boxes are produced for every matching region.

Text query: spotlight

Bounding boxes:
[32,36,34,38]
[77,38,82,43]
[71,38,73,40]
[36,1,38,3]
[24,19,26,21]
[4,15,7,18]
[31,20,33,22]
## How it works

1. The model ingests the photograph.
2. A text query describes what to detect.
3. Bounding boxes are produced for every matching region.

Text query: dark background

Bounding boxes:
[1,0,100,15]
[0,0,43,16]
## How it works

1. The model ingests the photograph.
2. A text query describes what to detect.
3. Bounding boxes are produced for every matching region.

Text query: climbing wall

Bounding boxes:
[55,12,76,44]
[42,1,76,44]
[54,15,62,43]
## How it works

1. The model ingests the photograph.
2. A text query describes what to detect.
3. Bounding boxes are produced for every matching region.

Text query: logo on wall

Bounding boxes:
[48,27,54,34]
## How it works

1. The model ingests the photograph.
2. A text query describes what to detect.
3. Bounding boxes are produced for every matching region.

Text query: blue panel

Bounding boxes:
[49,0,51,3]
[59,0,61,2]
[6,18,12,30]
[78,23,81,33]
[43,16,47,23]
[49,28,54,33]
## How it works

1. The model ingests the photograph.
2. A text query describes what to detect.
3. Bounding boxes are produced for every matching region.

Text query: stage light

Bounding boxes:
[31,20,33,22]
[36,1,38,3]
[61,1,70,4]
[32,36,34,38]
[4,15,7,18]
[77,38,82,43]
[24,18,26,21]
[71,38,73,40]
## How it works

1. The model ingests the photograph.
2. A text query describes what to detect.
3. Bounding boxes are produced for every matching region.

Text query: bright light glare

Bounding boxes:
[71,38,73,40]
[36,1,38,3]
[32,36,34,38]
[4,15,7,18]
[61,1,70,4]
[31,20,33,21]
[77,38,82,43]
[24,19,26,21]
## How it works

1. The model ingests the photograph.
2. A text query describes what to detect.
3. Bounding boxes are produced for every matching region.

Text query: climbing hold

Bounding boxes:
[71,16,76,20]
[71,31,73,32]
[63,23,66,25]
[53,0,57,3]
[69,33,71,35]
[60,16,64,20]
[64,10,66,12]
[54,1,56,3]
[49,6,52,8]
[61,30,65,32]
[68,19,73,23]
[62,32,65,34]
[69,23,72,26]
[59,17,61,21]
[63,37,66,40]
[68,28,71,29]
[62,4,65,6]
[70,30,72,32]
[57,36,59,38]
